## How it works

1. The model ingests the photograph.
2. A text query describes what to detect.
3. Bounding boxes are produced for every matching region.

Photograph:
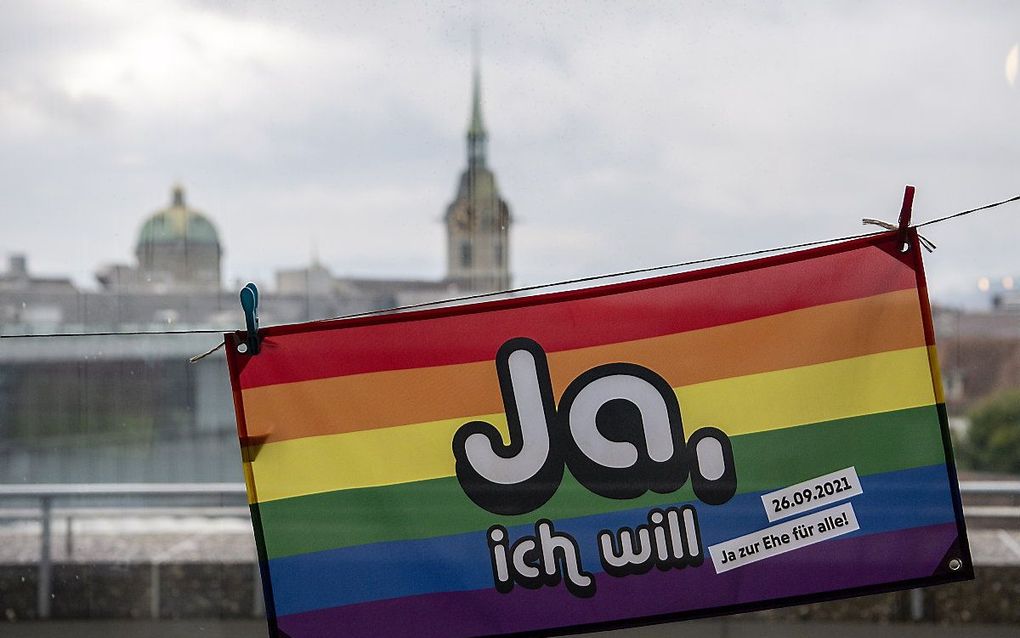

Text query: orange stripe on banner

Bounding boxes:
[240,289,926,445]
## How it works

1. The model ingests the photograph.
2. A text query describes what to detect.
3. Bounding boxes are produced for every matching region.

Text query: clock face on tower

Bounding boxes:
[455,208,473,231]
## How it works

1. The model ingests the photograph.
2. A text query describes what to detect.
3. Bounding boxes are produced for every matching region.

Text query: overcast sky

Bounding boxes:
[1,1,1018,307]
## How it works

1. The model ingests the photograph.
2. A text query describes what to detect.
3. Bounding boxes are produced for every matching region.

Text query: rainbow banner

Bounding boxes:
[226,231,972,638]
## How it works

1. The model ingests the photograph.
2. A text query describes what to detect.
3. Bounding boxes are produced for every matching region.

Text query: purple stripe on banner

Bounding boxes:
[276,522,957,638]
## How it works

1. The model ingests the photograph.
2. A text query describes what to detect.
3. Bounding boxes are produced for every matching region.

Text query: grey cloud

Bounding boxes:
[1,0,1018,310]
[0,82,118,129]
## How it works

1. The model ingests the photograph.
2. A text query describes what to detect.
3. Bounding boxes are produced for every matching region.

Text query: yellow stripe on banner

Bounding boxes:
[243,462,258,505]
[248,415,509,505]
[248,346,938,503]
[926,345,947,405]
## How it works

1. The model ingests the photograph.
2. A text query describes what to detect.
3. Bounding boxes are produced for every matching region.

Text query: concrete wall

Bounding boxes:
[1,564,1017,624]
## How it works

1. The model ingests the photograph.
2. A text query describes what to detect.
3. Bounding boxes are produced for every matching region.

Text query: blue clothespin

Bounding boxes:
[239,282,261,355]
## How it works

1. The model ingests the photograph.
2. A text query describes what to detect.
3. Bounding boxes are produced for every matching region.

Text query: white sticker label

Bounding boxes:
[708,502,860,574]
[761,466,863,522]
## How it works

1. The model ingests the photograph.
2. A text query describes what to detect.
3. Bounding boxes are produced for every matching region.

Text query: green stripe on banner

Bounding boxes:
[258,404,946,559]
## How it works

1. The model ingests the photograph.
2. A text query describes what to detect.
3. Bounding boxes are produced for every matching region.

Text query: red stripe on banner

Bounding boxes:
[233,235,918,389]
[907,229,939,349]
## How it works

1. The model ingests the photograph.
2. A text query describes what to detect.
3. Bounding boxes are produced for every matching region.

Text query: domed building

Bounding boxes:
[135,185,222,291]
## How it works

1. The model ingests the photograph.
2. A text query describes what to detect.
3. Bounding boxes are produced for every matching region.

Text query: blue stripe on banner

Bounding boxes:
[269,463,955,616]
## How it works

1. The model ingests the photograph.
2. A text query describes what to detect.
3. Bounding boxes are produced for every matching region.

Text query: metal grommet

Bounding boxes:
[948,558,963,571]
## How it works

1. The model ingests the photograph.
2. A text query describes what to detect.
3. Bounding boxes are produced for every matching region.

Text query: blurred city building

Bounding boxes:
[0,69,512,483]
[444,65,512,292]
[933,304,1020,419]
[1,64,1018,483]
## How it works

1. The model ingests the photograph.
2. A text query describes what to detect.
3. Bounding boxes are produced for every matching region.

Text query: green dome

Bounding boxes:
[136,185,220,249]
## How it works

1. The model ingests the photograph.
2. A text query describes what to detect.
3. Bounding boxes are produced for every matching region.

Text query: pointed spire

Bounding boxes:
[469,66,486,138]
[468,31,486,138]
[466,37,488,167]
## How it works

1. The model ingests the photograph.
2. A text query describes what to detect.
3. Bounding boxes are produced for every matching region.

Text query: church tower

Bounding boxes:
[444,63,512,292]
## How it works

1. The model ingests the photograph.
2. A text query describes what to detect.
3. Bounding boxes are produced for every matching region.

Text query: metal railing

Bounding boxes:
[959,480,1020,524]
[959,480,1020,494]
[0,483,249,619]
[0,481,1017,620]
